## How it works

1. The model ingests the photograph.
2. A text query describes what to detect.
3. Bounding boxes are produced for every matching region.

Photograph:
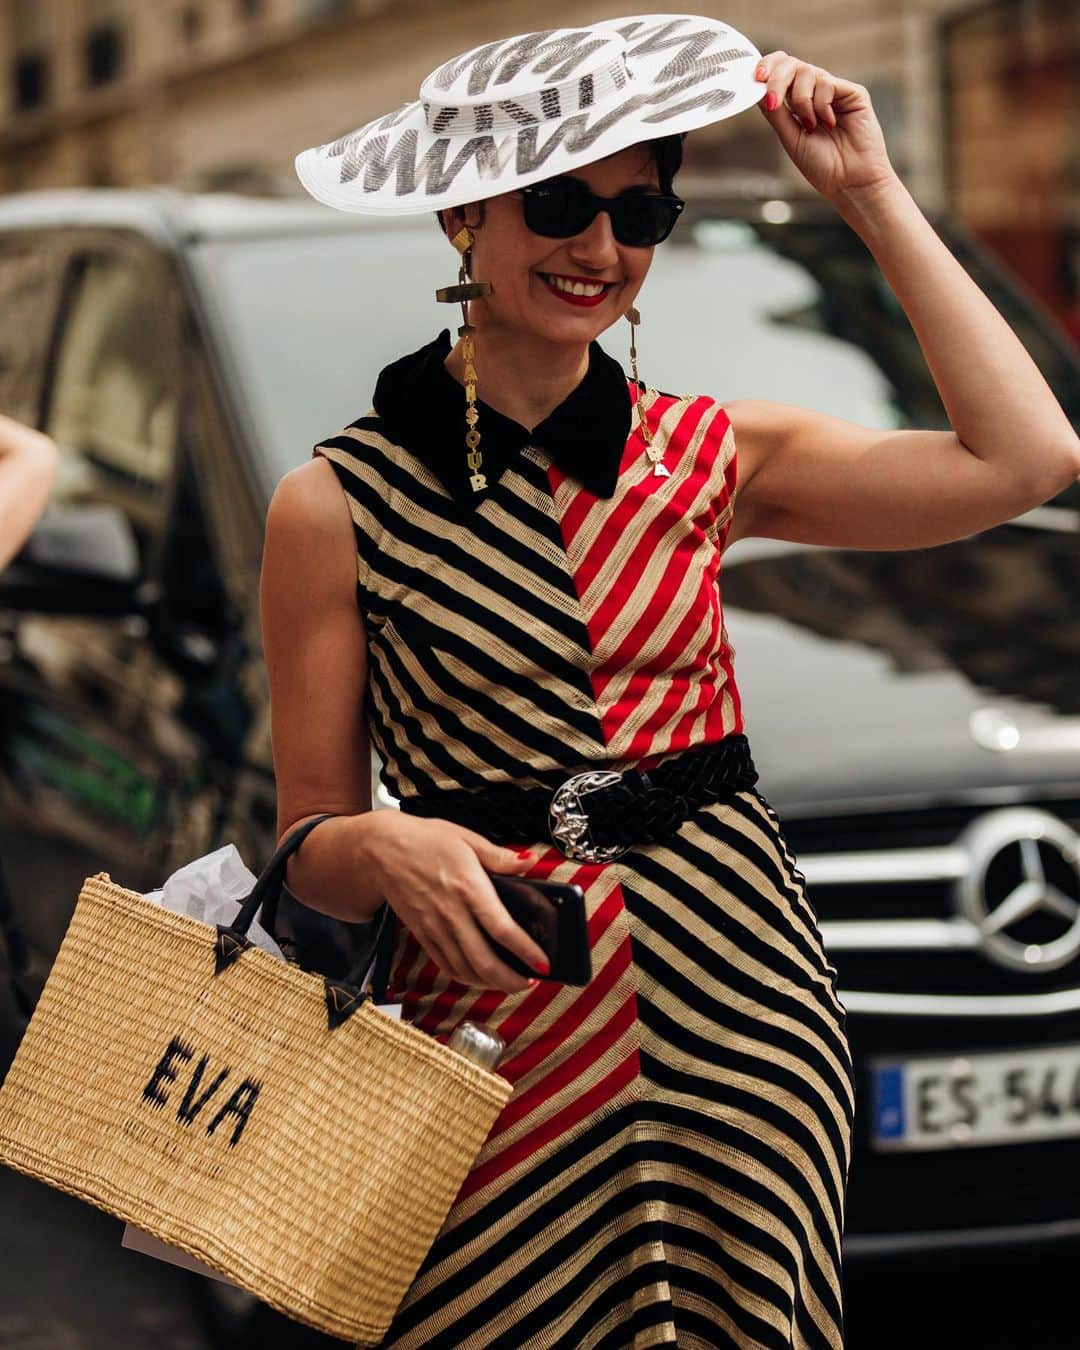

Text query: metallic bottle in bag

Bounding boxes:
[447,1021,505,1071]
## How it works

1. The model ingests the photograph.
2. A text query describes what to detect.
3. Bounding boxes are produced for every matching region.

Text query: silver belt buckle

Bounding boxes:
[548,769,628,863]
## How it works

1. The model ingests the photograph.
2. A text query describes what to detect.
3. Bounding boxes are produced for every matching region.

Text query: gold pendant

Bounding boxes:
[645,444,670,478]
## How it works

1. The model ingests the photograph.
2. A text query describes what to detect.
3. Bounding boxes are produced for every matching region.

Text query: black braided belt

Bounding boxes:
[397,733,759,863]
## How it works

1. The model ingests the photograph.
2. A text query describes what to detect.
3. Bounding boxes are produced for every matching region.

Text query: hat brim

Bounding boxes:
[294,17,765,217]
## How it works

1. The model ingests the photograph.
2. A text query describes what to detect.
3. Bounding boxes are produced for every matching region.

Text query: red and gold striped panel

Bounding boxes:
[549,384,742,770]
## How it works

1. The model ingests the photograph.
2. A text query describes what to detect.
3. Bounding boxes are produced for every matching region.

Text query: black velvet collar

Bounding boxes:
[371,329,632,507]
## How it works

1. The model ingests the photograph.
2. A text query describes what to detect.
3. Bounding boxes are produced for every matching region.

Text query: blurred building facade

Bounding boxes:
[0,0,1076,340]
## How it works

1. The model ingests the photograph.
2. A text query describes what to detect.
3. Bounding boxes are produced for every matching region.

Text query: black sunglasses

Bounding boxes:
[516,177,685,248]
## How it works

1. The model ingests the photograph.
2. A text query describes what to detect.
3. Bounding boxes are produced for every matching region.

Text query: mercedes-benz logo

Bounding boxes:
[956,808,1080,972]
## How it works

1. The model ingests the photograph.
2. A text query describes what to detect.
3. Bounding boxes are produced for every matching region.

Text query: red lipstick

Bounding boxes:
[538,273,614,309]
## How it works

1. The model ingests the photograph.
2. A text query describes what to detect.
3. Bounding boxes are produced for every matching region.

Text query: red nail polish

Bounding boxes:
[802,117,815,133]
[535,959,550,976]
[765,91,778,112]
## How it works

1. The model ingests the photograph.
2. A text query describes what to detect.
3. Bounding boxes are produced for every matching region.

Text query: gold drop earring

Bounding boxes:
[626,306,669,478]
[435,225,493,493]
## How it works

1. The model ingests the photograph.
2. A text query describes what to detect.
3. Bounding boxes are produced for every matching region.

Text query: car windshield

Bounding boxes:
[190,207,1079,511]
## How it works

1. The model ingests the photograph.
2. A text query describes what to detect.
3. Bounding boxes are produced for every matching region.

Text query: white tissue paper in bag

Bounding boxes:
[121,1223,241,1286]
[141,843,285,960]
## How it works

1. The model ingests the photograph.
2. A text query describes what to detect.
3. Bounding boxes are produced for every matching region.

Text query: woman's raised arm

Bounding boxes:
[725,55,1080,551]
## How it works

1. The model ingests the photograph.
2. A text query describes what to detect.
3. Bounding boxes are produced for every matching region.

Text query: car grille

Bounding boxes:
[781,796,1080,997]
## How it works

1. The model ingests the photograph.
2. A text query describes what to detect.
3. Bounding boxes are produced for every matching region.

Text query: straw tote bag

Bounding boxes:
[0,813,514,1344]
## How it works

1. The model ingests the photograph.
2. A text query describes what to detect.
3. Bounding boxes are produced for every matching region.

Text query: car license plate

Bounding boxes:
[871,1043,1080,1151]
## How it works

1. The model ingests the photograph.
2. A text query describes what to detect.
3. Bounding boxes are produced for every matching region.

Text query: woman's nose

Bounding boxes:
[568,208,620,266]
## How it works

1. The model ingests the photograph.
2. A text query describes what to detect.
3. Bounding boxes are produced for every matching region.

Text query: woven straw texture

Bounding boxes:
[0,873,513,1344]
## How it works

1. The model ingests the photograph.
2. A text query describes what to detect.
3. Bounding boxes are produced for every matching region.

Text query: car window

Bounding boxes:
[157,446,233,644]
[44,250,180,573]
[0,234,67,426]
[735,213,1080,512]
[191,224,450,484]
[719,509,1080,805]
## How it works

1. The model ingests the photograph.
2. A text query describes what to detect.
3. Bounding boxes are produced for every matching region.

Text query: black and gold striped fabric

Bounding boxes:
[312,343,854,1349]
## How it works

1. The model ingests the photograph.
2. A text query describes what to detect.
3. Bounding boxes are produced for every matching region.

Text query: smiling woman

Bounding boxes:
[258,12,1075,1350]
[267,18,853,1350]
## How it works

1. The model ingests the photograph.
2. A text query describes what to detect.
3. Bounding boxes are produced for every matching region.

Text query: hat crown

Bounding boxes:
[419,27,632,137]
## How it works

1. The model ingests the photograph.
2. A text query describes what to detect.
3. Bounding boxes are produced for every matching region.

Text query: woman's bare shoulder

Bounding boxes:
[263,457,357,603]
[713,397,777,479]
[268,455,348,529]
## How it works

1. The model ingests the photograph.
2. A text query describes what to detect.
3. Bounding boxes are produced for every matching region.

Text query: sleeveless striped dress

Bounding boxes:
[312,331,854,1350]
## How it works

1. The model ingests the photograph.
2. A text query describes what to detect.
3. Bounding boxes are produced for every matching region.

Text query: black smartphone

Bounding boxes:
[483,874,592,986]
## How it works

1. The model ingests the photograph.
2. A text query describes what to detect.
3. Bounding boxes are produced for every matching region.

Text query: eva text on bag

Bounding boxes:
[142,1036,262,1146]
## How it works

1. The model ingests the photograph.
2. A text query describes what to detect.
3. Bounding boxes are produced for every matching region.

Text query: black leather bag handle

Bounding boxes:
[212,813,396,1029]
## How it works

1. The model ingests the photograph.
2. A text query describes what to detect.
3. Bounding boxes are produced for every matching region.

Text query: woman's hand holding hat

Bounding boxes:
[754,51,899,204]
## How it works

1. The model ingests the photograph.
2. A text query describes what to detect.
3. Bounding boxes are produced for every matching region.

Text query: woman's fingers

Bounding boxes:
[419,908,535,991]
[455,906,539,990]
[407,859,542,990]
[420,931,470,986]
[455,861,549,987]
[813,78,838,128]
[756,51,798,111]
[789,65,820,130]
[472,885,550,975]
[448,823,549,984]
[756,51,838,133]
[373,816,549,991]
[753,49,893,198]
[453,822,535,875]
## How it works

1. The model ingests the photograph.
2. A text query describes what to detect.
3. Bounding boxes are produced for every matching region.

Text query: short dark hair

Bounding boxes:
[642,132,685,196]
[435,132,686,239]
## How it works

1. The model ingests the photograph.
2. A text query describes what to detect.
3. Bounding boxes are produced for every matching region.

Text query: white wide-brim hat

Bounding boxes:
[294,14,765,217]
